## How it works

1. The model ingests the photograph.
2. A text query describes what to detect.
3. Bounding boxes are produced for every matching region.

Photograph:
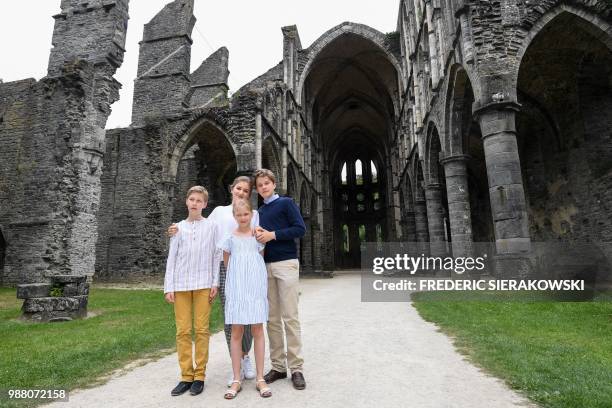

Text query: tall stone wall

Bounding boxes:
[0,0,129,319]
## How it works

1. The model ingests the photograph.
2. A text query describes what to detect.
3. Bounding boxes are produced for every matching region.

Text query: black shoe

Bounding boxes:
[171,381,193,396]
[291,372,306,390]
[189,380,204,395]
[263,369,287,384]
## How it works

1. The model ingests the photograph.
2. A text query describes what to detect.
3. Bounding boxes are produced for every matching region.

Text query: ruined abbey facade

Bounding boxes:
[1,0,612,297]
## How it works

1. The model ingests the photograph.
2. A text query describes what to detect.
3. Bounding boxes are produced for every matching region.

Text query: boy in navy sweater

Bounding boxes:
[253,169,307,390]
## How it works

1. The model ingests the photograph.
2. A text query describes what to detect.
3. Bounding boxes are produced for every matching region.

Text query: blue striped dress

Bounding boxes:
[218,233,268,324]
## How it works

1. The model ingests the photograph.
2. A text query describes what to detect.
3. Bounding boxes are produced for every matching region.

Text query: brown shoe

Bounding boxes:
[291,371,306,390]
[263,369,287,384]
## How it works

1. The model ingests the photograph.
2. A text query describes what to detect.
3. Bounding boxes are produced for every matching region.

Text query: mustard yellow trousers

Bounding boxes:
[174,289,211,382]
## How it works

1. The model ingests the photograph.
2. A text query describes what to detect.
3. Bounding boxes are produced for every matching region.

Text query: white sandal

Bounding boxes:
[256,379,272,398]
[224,380,241,399]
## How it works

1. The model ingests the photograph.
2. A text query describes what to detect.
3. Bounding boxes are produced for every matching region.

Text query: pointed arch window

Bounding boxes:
[342,224,350,253]
[371,161,378,183]
[341,162,348,185]
[355,159,363,186]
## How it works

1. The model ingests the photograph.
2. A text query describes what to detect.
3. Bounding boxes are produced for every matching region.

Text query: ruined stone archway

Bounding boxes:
[302,28,400,270]
[296,22,404,103]
[516,10,612,242]
[424,123,450,255]
[286,164,298,199]
[169,116,237,219]
[262,136,283,189]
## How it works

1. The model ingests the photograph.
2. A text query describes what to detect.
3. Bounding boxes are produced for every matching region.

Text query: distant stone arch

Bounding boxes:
[168,113,237,217]
[167,113,235,183]
[444,64,476,156]
[512,5,612,89]
[424,121,444,186]
[262,136,283,188]
[296,22,405,102]
[286,164,298,199]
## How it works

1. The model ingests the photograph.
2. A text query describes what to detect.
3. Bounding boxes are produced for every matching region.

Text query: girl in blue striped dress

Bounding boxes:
[218,199,271,399]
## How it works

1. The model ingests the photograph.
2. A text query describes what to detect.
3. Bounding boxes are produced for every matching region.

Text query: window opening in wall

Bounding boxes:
[342,224,350,253]
[371,161,378,183]
[355,159,363,185]
[341,162,348,185]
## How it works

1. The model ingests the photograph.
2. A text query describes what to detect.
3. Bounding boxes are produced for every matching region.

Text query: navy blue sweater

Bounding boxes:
[258,196,306,263]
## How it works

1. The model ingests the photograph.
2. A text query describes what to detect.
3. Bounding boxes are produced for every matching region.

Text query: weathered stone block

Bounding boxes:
[63,282,89,296]
[50,275,87,284]
[21,296,88,322]
[16,284,51,299]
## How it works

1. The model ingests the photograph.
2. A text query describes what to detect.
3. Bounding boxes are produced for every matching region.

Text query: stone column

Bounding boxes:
[424,183,448,256]
[476,103,531,275]
[402,210,418,242]
[300,214,313,273]
[311,223,324,275]
[440,154,473,257]
[413,193,430,256]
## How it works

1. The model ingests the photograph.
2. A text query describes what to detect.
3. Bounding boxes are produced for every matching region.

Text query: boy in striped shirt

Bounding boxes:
[164,186,220,397]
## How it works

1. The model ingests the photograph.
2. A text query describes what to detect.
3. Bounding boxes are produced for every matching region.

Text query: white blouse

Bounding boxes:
[208,204,259,238]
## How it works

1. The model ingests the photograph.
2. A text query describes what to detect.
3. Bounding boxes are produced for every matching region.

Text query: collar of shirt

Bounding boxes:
[264,194,280,205]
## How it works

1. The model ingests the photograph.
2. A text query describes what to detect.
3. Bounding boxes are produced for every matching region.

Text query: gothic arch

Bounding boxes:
[444,63,476,156]
[166,114,235,183]
[512,5,612,88]
[286,164,298,198]
[262,136,283,187]
[424,122,444,186]
[299,182,310,215]
[296,22,405,102]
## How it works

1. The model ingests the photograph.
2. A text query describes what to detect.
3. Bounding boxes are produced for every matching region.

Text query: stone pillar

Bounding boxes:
[402,210,418,242]
[255,113,263,170]
[131,0,195,125]
[424,183,448,256]
[311,223,324,275]
[440,154,473,257]
[476,103,531,275]
[414,198,429,243]
[300,214,313,273]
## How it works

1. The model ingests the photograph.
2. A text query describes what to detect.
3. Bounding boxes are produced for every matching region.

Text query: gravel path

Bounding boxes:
[45,273,534,408]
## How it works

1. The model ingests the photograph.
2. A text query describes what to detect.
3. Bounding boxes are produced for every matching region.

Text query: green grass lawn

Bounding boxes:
[412,292,612,408]
[0,287,223,407]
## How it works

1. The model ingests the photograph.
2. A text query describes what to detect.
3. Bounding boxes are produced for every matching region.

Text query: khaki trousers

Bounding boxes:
[266,259,303,373]
[174,289,211,381]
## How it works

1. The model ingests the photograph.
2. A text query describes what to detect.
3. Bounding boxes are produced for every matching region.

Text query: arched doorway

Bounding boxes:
[300,27,400,270]
[424,124,450,256]
[170,119,237,219]
[516,10,612,242]
[445,67,494,245]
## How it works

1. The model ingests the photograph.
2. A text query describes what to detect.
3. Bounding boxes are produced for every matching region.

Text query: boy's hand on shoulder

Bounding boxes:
[167,223,179,237]
[164,292,175,303]
[209,287,218,304]
[255,228,275,243]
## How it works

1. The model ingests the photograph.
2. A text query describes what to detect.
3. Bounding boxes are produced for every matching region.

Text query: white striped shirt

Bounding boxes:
[164,218,221,293]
